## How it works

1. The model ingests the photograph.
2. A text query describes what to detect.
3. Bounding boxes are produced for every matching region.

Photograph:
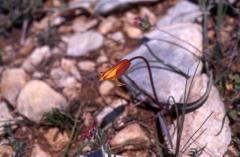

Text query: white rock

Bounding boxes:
[72,17,98,33]
[124,23,202,104]
[124,25,143,39]
[111,123,150,147]
[99,16,116,34]
[124,12,137,25]
[0,102,15,136]
[68,0,96,10]
[96,54,108,63]
[52,16,65,26]
[61,58,81,80]
[17,80,68,123]
[1,68,28,106]
[44,128,69,151]
[22,46,51,72]
[50,67,82,100]
[29,46,51,66]
[157,0,202,27]
[31,144,51,157]
[22,60,35,72]
[170,74,231,157]
[50,68,69,88]
[99,80,114,95]
[32,71,44,79]
[95,0,158,14]
[0,102,13,122]
[61,76,79,88]
[53,0,61,7]
[62,77,82,101]
[228,0,236,3]
[111,31,125,44]
[78,60,96,71]
[67,31,104,57]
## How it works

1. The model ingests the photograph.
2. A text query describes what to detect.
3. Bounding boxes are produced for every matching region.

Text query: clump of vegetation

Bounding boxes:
[40,108,75,132]
[0,0,43,35]
[3,123,28,157]
[37,26,61,48]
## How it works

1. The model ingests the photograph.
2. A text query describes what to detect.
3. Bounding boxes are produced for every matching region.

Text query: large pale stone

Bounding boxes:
[1,68,28,106]
[78,60,96,72]
[99,81,114,96]
[72,18,98,33]
[157,0,202,27]
[111,123,150,147]
[169,74,231,157]
[22,46,50,72]
[123,23,202,104]
[66,31,104,57]
[94,0,158,14]
[17,80,68,123]
[99,16,116,34]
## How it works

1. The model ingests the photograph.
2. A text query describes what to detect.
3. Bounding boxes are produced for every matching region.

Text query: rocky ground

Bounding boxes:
[0,0,239,157]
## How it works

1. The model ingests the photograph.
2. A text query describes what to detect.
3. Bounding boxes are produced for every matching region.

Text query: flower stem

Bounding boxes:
[129,56,159,104]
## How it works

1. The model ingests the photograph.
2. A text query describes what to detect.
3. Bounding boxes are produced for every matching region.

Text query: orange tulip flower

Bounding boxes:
[100,59,131,86]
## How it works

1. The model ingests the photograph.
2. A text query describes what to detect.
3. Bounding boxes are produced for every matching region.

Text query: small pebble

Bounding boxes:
[99,81,114,95]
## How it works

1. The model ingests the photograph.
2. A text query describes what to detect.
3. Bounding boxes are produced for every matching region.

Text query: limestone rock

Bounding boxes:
[17,80,68,123]
[99,81,114,95]
[99,16,116,34]
[157,0,202,27]
[66,31,104,57]
[124,25,142,39]
[123,23,202,104]
[78,60,96,72]
[111,31,125,44]
[111,123,150,147]
[1,68,28,106]
[22,46,51,72]
[72,18,98,33]
[94,0,158,15]
[169,74,231,157]
[61,58,81,80]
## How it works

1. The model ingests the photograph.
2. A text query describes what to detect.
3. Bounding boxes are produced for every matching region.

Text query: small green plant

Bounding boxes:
[37,26,60,48]
[0,0,43,35]
[3,123,28,157]
[40,109,75,132]
[133,15,151,31]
